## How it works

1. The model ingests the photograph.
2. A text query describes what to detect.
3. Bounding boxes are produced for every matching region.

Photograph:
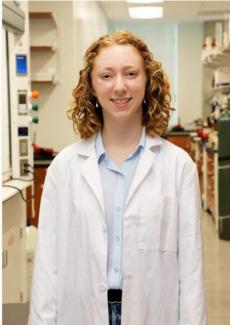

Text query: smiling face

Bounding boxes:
[91,45,147,126]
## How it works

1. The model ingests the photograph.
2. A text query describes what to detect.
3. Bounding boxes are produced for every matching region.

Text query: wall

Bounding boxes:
[29,1,108,152]
[73,0,108,74]
[177,22,203,126]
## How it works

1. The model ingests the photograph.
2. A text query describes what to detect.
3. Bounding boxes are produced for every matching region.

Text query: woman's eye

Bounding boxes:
[101,74,112,80]
[127,71,137,78]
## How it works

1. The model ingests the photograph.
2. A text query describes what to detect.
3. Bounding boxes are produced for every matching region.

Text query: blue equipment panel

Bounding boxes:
[16,55,27,75]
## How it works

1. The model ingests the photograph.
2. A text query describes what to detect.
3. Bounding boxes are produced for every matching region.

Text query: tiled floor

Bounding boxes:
[202,212,230,325]
[3,211,230,325]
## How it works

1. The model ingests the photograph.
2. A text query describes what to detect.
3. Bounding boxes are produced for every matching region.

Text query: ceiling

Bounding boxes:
[97,0,230,22]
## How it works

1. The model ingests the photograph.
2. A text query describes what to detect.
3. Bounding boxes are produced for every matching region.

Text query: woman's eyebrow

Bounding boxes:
[97,65,139,71]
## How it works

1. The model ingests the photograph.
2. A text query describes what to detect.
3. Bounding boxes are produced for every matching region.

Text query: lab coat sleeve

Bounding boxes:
[28,166,58,325]
[178,163,207,325]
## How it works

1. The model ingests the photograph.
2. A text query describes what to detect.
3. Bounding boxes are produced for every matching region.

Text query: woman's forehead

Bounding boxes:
[92,44,144,69]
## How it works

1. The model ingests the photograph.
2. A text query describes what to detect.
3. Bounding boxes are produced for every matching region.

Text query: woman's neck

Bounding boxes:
[101,120,143,166]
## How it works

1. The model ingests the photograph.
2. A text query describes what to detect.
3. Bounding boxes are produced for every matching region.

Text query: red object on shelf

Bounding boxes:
[31,90,40,99]
[32,143,41,155]
[196,127,203,137]
[195,127,209,141]
[202,131,209,141]
[32,143,54,158]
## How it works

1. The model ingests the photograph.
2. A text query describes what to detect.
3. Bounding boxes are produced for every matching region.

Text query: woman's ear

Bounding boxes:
[90,82,96,96]
[91,88,96,97]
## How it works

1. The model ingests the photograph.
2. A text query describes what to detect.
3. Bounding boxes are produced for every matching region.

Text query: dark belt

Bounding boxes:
[108,289,122,302]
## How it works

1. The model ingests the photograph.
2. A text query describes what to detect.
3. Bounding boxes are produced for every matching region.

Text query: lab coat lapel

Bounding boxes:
[76,136,105,215]
[125,148,155,209]
[80,154,105,215]
[125,135,162,209]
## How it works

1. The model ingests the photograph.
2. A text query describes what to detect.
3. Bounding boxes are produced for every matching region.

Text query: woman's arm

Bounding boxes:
[28,167,58,325]
[178,163,207,325]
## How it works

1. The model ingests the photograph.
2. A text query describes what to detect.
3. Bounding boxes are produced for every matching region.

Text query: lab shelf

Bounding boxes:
[202,45,230,68]
[29,12,54,19]
[211,85,230,93]
[31,80,56,84]
[29,12,57,27]
[30,45,56,52]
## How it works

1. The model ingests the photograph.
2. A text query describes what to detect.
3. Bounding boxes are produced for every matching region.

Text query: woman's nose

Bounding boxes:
[113,75,127,93]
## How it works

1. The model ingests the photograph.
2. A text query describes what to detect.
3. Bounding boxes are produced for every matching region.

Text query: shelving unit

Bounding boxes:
[201,21,230,238]
[29,11,58,85]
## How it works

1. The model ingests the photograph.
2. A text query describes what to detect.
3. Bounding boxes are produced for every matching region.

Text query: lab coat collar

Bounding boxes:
[75,132,163,216]
[145,133,163,150]
[75,134,97,157]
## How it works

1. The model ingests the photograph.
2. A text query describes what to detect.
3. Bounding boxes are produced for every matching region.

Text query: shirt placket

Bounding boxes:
[112,170,125,285]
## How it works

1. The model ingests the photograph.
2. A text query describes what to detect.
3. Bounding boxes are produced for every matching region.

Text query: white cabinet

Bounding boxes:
[2,193,27,303]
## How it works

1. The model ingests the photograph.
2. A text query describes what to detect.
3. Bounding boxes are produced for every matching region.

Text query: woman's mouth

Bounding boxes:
[110,97,132,104]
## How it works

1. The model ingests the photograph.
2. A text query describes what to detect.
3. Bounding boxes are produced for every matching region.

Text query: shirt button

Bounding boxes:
[99,284,107,292]
[116,207,121,212]
[115,236,120,241]
[102,225,106,233]
[114,268,119,273]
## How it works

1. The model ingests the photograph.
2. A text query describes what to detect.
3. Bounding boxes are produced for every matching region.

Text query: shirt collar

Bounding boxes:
[138,127,145,149]
[95,130,106,162]
[95,128,146,162]
[126,127,145,160]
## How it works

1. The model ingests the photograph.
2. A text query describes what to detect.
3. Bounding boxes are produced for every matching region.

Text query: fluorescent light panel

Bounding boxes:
[128,6,163,19]
[127,0,164,3]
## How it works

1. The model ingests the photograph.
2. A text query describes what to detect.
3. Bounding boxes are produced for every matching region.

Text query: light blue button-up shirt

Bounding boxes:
[95,129,145,289]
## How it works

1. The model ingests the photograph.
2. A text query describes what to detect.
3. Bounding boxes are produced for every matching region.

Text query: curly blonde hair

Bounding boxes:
[68,30,173,139]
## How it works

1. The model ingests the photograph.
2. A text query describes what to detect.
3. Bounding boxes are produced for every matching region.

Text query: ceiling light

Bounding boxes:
[127,0,164,3]
[128,6,163,19]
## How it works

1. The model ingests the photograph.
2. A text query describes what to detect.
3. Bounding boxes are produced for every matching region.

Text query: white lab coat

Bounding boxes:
[28,134,207,325]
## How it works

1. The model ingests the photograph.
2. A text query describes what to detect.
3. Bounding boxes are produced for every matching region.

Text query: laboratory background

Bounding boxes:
[1,0,230,324]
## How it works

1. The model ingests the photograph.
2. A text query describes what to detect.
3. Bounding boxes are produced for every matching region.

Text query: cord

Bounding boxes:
[10,171,36,182]
[3,163,37,202]
[2,184,35,202]
[9,164,37,182]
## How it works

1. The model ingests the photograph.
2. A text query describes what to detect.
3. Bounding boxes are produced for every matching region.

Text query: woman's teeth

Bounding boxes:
[111,98,131,104]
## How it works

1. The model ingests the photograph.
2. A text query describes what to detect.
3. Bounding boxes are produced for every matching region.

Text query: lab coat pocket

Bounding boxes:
[137,195,178,252]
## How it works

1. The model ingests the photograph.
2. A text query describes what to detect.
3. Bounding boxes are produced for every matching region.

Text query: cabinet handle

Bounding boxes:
[2,249,8,269]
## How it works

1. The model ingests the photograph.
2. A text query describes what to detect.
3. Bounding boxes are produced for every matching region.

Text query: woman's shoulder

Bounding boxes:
[159,136,196,170]
[49,135,96,172]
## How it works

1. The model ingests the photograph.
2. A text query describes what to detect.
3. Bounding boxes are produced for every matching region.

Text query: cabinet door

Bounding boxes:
[34,167,47,227]
[26,166,48,227]
[2,194,27,303]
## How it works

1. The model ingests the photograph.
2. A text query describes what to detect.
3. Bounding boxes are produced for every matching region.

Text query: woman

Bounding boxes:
[28,30,207,325]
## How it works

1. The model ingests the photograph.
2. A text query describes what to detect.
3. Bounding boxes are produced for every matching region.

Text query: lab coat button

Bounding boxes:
[99,284,107,292]
[102,225,106,233]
